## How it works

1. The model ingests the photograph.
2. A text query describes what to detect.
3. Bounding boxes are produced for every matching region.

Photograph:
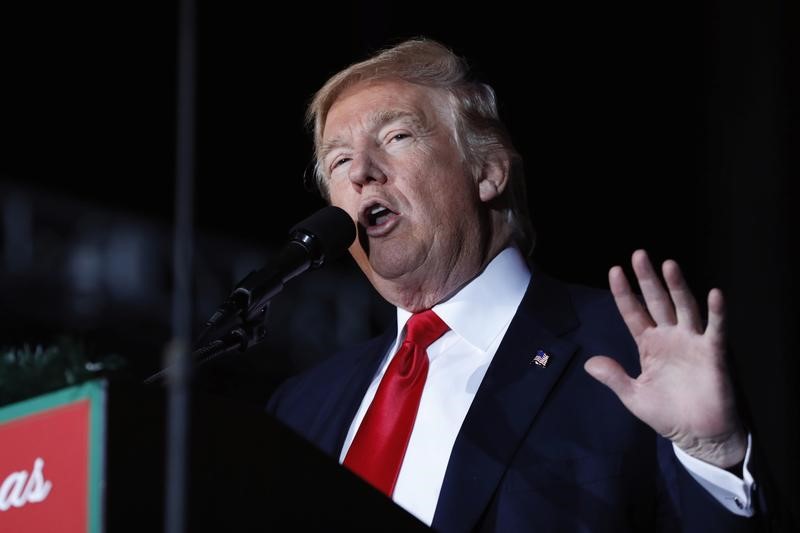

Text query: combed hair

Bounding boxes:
[306,37,535,254]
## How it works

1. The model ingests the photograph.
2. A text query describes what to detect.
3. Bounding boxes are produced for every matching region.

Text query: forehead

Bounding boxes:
[322,79,451,142]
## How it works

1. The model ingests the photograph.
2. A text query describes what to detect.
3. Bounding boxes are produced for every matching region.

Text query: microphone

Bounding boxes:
[231,205,356,318]
[196,205,356,347]
[142,206,356,385]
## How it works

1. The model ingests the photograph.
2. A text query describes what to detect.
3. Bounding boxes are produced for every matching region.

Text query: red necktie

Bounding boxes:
[343,309,449,496]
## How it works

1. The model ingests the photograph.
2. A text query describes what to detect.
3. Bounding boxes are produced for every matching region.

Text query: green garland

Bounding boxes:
[0,338,126,407]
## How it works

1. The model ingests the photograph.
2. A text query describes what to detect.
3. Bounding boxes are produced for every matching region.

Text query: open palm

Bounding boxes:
[585,250,746,468]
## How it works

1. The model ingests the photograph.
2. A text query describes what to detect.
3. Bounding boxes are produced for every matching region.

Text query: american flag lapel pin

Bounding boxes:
[531,349,551,368]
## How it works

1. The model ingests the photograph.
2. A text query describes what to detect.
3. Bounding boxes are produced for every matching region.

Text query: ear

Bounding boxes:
[477,152,511,203]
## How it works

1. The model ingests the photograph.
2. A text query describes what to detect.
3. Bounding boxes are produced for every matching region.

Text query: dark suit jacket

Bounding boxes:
[267,268,761,532]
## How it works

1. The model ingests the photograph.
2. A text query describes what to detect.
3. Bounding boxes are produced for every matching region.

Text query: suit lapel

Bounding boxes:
[315,328,397,457]
[432,270,581,532]
[330,328,397,458]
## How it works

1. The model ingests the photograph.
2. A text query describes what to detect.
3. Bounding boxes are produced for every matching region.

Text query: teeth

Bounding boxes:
[367,204,391,226]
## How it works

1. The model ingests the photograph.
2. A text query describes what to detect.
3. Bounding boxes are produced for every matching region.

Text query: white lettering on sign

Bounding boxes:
[0,458,53,511]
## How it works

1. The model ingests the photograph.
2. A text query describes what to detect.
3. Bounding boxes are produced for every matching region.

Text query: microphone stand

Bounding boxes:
[143,205,355,386]
[142,303,269,386]
[144,236,315,386]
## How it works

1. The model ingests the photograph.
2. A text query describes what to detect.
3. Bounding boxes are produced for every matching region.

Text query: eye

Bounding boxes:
[331,157,351,172]
[390,133,410,142]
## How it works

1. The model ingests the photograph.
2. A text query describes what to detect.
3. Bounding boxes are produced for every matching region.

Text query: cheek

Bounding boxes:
[328,184,357,217]
[421,169,476,213]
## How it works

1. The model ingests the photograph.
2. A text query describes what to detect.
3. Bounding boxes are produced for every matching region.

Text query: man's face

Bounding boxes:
[321,79,489,309]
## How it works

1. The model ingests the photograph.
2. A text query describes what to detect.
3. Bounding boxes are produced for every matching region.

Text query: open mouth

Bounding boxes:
[360,201,398,228]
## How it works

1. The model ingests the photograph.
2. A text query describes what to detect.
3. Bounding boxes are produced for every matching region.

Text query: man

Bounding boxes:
[267,38,759,531]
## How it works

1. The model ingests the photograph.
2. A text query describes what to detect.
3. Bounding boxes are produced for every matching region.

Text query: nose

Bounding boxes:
[347,150,387,191]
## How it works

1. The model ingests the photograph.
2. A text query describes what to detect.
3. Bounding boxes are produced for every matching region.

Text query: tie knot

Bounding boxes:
[404,309,449,349]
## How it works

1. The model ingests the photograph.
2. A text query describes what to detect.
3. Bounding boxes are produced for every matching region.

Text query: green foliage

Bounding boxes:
[0,339,126,407]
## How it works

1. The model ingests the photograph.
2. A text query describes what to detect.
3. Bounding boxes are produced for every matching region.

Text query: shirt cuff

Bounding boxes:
[673,433,755,517]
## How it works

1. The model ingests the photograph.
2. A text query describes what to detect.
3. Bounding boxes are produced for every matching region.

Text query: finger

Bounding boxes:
[705,288,726,347]
[662,259,702,332]
[584,355,637,407]
[632,249,677,326]
[609,265,653,338]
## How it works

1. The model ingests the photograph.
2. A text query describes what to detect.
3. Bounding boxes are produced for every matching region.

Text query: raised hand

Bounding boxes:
[584,249,747,468]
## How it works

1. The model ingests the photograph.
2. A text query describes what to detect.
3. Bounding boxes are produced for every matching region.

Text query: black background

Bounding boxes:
[0,2,735,276]
[1,1,797,529]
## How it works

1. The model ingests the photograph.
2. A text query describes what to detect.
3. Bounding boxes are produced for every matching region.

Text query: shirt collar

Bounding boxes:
[395,246,532,352]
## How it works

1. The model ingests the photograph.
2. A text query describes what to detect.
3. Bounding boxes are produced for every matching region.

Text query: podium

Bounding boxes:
[0,379,431,532]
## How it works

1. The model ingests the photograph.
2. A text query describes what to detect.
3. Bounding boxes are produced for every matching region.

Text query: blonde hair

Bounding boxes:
[306,37,535,254]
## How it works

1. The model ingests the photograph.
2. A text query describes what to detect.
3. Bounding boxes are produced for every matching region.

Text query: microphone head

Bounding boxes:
[289,205,356,267]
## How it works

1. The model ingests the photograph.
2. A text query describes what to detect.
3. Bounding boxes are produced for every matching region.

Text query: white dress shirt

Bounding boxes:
[339,247,755,525]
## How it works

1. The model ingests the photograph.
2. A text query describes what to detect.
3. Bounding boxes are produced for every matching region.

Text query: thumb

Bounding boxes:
[584,355,636,404]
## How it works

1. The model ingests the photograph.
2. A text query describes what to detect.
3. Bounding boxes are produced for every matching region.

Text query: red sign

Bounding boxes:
[0,397,92,532]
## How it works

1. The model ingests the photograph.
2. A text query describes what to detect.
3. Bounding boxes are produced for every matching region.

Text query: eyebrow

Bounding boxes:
[319,109,427,162]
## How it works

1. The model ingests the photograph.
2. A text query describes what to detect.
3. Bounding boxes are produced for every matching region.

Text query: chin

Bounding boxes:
[368,245,424,280]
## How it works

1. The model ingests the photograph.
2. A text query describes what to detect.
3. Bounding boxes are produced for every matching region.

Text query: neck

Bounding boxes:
[380,223,513,312]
